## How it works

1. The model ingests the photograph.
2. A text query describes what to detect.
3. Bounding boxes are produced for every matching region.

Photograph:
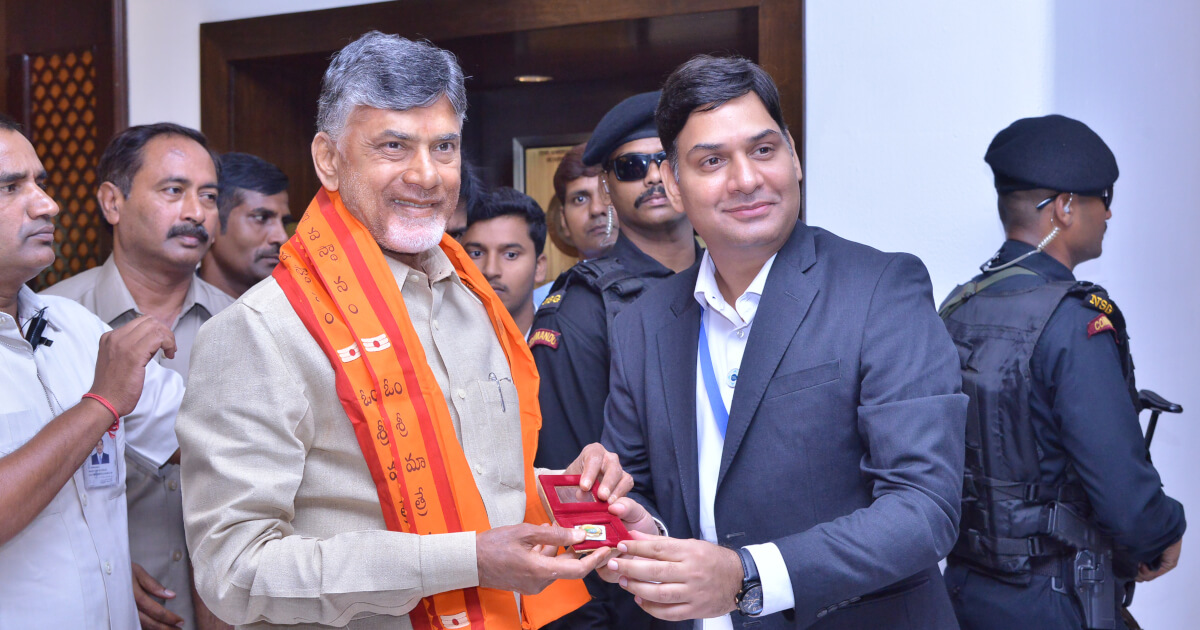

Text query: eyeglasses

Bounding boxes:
[608,151,667,182]
[1035,187,1114,211]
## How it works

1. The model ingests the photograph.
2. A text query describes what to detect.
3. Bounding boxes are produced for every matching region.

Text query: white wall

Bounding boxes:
[128,0,1196,624]
[807,1,1197,626]
[1052,1,1200,626]
[805,0,1055,301]
[126,0,382,127]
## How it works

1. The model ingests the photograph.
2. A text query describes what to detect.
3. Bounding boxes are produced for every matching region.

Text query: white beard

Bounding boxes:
[340,170,447,254]
[379,210,445,253]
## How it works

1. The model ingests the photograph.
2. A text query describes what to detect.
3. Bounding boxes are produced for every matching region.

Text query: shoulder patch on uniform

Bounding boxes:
[529,328,561,350]
[540,291,563,308]
[1084,292,1114,316]
[1087,314,1116,339]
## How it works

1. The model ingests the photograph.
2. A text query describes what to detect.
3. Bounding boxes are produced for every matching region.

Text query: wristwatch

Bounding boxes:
[735,547,763,616]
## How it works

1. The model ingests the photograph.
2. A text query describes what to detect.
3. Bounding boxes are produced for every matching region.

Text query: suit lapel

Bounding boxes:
[718,222,819,488]
[656,270,703,537]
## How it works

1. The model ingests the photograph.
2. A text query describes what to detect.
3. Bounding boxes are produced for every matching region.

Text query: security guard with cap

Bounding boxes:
[530,91,698,630]
[530,91,701,471]
[940,114,1185,630]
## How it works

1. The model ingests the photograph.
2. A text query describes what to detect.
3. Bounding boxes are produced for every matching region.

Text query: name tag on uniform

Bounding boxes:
[83,433,118,489]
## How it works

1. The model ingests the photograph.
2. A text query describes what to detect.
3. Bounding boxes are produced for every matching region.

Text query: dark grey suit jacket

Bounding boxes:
[602,221,966,629]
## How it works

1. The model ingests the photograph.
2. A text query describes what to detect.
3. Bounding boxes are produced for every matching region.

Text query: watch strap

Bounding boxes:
[736,546,760,586]
[734,546,763,616]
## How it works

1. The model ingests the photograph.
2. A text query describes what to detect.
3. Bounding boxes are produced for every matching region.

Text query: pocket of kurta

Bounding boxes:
[471,380,525,491]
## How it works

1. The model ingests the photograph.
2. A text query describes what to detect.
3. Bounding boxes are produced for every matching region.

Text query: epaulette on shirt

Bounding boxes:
[1071,282,1126,342]
[529,288,566,350]
[537,288,566,315]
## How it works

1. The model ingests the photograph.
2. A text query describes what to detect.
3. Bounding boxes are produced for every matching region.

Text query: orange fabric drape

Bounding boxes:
[274,188,588,630]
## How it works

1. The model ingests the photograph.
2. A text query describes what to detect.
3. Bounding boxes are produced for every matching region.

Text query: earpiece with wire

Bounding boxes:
[599,175,615,244]
[980,193,1068,273]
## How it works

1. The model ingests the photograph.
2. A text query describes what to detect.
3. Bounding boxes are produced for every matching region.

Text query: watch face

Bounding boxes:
[738,584,764,616]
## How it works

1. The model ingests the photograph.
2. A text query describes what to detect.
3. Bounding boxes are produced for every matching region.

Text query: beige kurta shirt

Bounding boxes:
[178,245,532,628]
[42,254,234,627]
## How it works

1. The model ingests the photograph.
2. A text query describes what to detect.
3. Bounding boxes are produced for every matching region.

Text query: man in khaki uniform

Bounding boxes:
[44,122,233,630]
[177,31,644,629]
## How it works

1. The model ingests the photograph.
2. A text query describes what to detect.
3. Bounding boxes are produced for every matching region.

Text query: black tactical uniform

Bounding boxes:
[530,233,700,468]
[530,90,693,630]
[942,241,1185,629]
[942,115,1185,630]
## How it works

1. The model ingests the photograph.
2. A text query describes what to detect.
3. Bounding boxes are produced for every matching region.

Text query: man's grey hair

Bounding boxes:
[316,31,467,142]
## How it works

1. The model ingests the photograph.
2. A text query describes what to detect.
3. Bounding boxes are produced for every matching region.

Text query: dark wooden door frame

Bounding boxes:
[200,0,803,163]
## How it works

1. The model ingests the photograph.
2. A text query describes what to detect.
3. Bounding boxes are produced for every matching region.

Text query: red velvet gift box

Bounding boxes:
[536,474,631,553]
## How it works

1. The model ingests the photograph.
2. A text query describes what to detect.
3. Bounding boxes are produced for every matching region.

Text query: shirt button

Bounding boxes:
[474,464,484,475]
[455,389,466,400]
[408,275,419,283]
[167,479,179,491]
[81,494,89,507]
[173,550,184,562]
[736,330,745,338]
[433,319,440,330]
[104,561,112,575]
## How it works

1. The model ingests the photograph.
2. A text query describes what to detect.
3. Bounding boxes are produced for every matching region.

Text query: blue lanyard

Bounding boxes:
[698,317,731,439]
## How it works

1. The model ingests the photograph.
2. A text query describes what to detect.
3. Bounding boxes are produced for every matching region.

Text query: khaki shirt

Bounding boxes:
[43,254,234,626]
[178,246,530,628]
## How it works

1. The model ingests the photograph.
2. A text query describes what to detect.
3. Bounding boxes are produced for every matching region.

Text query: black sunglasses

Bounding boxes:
[1035,187,1113,211]
[608,151,667,182]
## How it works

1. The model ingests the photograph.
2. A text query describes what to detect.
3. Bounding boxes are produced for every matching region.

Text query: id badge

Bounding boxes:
[83,432,118,489]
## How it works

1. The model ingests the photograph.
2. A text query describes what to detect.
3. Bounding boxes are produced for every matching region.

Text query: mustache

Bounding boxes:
[23,219,55,237]
[167,222,210,242]
[634,185,667,209]
[254,246,281,261]
[719,192,780,212]
[388,184,445,205]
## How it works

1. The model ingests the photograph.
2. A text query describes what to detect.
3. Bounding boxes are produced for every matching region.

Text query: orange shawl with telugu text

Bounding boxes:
[273,188,588,630]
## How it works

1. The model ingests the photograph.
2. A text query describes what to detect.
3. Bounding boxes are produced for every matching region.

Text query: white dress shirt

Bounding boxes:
[0,286,183,629]
[692,251,794,628]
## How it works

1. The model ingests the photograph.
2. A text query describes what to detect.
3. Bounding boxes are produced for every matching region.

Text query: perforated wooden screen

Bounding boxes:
[13,47,109,289]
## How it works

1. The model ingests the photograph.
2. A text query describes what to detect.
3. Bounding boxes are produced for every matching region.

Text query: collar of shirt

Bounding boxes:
[385,244,471,294]
[8,286,64,337]
[90,255,226,327]
[608,231,703,279]
[692,250,777,327]
[995,239,1075,282]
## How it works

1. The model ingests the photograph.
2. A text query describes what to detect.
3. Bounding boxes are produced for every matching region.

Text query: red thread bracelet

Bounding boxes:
[82,393,119,424]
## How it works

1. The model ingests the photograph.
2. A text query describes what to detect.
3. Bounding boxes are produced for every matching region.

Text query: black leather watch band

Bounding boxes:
[735,547,763,616]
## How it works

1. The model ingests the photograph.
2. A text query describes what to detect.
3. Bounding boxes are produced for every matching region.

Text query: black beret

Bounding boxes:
[582,91,661,167]
[985,114,1118,195]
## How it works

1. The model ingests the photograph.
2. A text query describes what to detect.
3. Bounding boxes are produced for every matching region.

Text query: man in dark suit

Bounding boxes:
[600,55,967,629]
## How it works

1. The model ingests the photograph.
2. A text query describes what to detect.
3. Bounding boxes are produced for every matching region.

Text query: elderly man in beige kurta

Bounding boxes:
[176,32,639,630]
[182,249,529,628]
